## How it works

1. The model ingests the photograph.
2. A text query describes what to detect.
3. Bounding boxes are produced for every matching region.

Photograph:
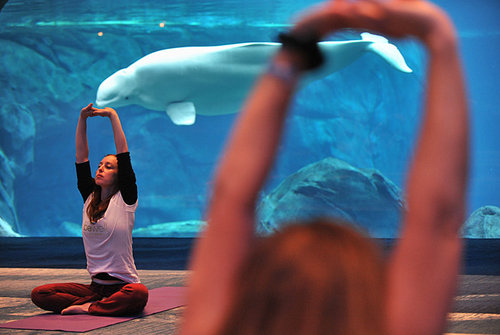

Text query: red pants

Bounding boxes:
[31,281,148,316]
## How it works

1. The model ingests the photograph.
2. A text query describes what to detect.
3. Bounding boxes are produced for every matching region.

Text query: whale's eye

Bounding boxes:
[125,96,129,100]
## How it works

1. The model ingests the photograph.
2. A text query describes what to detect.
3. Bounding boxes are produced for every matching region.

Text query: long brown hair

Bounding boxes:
[86,154,119,223]
[218,219,386,335]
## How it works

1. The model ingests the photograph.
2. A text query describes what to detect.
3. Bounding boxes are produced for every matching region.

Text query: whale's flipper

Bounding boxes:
[167,101,196,125]
[362,32,412,73]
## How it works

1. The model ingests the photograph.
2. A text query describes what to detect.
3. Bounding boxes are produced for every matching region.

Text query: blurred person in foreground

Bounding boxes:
[182,0,469,334]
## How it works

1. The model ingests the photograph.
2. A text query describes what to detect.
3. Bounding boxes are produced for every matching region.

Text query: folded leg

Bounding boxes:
[31,283,100,313]
[89,283,149,316]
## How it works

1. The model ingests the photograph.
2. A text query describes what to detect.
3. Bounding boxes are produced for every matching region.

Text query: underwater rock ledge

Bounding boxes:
[0,217,21,237]
[133,220,206,238]
[257,157,404,238]
[463,205,500,238]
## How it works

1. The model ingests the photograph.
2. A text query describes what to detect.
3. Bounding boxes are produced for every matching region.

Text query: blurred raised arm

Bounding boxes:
[182,49,309,335]
[381,4,469,335]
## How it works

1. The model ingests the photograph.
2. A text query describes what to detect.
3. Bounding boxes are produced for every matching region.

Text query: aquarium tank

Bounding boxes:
[0,0,498,238]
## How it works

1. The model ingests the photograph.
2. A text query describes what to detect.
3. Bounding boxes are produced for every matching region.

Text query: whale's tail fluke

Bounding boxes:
[362,32,413,73]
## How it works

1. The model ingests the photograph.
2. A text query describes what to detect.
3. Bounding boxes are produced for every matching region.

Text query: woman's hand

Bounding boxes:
[292,0,455,48]
[80,103,117,119]
[92,107,117,118]
[77,103,126,156]
[80,103,95,120]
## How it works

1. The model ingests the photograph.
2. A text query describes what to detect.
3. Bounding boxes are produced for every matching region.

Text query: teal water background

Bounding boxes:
[0,0,498,237]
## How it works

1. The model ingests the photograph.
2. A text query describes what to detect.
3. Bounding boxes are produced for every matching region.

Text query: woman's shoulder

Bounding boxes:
[111,191,138,211]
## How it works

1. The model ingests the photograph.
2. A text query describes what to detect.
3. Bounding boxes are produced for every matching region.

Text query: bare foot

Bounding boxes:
[61,302,91,315]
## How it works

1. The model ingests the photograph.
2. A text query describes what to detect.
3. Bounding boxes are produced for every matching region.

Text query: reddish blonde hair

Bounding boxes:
[218,219,386,335]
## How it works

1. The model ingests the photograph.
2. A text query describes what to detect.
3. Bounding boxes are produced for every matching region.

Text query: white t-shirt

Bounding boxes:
[82,191,140,283]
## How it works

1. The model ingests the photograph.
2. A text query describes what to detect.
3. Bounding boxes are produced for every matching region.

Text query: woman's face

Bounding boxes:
[95,155,118,188]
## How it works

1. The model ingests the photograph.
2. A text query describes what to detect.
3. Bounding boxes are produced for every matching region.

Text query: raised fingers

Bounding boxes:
[80,103,95,118]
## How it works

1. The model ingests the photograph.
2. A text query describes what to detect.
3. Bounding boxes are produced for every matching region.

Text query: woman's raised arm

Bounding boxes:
[380,4,469,335]
[182,49,309,335]
[75,103,93,163]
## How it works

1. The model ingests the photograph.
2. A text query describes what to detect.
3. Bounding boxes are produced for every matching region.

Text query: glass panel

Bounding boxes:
[0,0,498,238]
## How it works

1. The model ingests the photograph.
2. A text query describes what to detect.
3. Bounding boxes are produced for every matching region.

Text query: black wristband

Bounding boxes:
[277,31,324,70]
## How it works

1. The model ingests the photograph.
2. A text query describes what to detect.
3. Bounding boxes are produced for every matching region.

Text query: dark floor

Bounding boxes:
[0,268,499,334]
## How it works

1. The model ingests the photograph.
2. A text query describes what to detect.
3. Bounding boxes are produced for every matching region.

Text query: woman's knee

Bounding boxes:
[31,284,58,311]
[130,284,148,306]
[123,283,148,299]
[31,284,51,305]
[123,283,149,312]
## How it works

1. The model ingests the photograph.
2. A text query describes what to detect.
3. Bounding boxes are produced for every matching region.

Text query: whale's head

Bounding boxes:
[96,68,137,108]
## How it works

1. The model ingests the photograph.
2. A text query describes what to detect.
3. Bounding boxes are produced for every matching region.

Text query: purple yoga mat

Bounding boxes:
[0,286,186,332]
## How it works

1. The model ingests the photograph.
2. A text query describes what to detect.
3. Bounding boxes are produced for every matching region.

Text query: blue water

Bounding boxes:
[0,0,499,238]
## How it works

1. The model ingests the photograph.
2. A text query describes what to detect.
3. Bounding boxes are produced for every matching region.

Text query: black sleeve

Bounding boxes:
[76,161,95,202]
[116,152,138,205]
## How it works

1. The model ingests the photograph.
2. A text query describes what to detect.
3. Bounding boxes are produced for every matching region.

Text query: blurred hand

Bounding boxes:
[292,0,455,47]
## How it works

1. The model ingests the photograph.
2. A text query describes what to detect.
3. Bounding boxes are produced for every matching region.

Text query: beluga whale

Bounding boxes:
[96,33,412,126]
